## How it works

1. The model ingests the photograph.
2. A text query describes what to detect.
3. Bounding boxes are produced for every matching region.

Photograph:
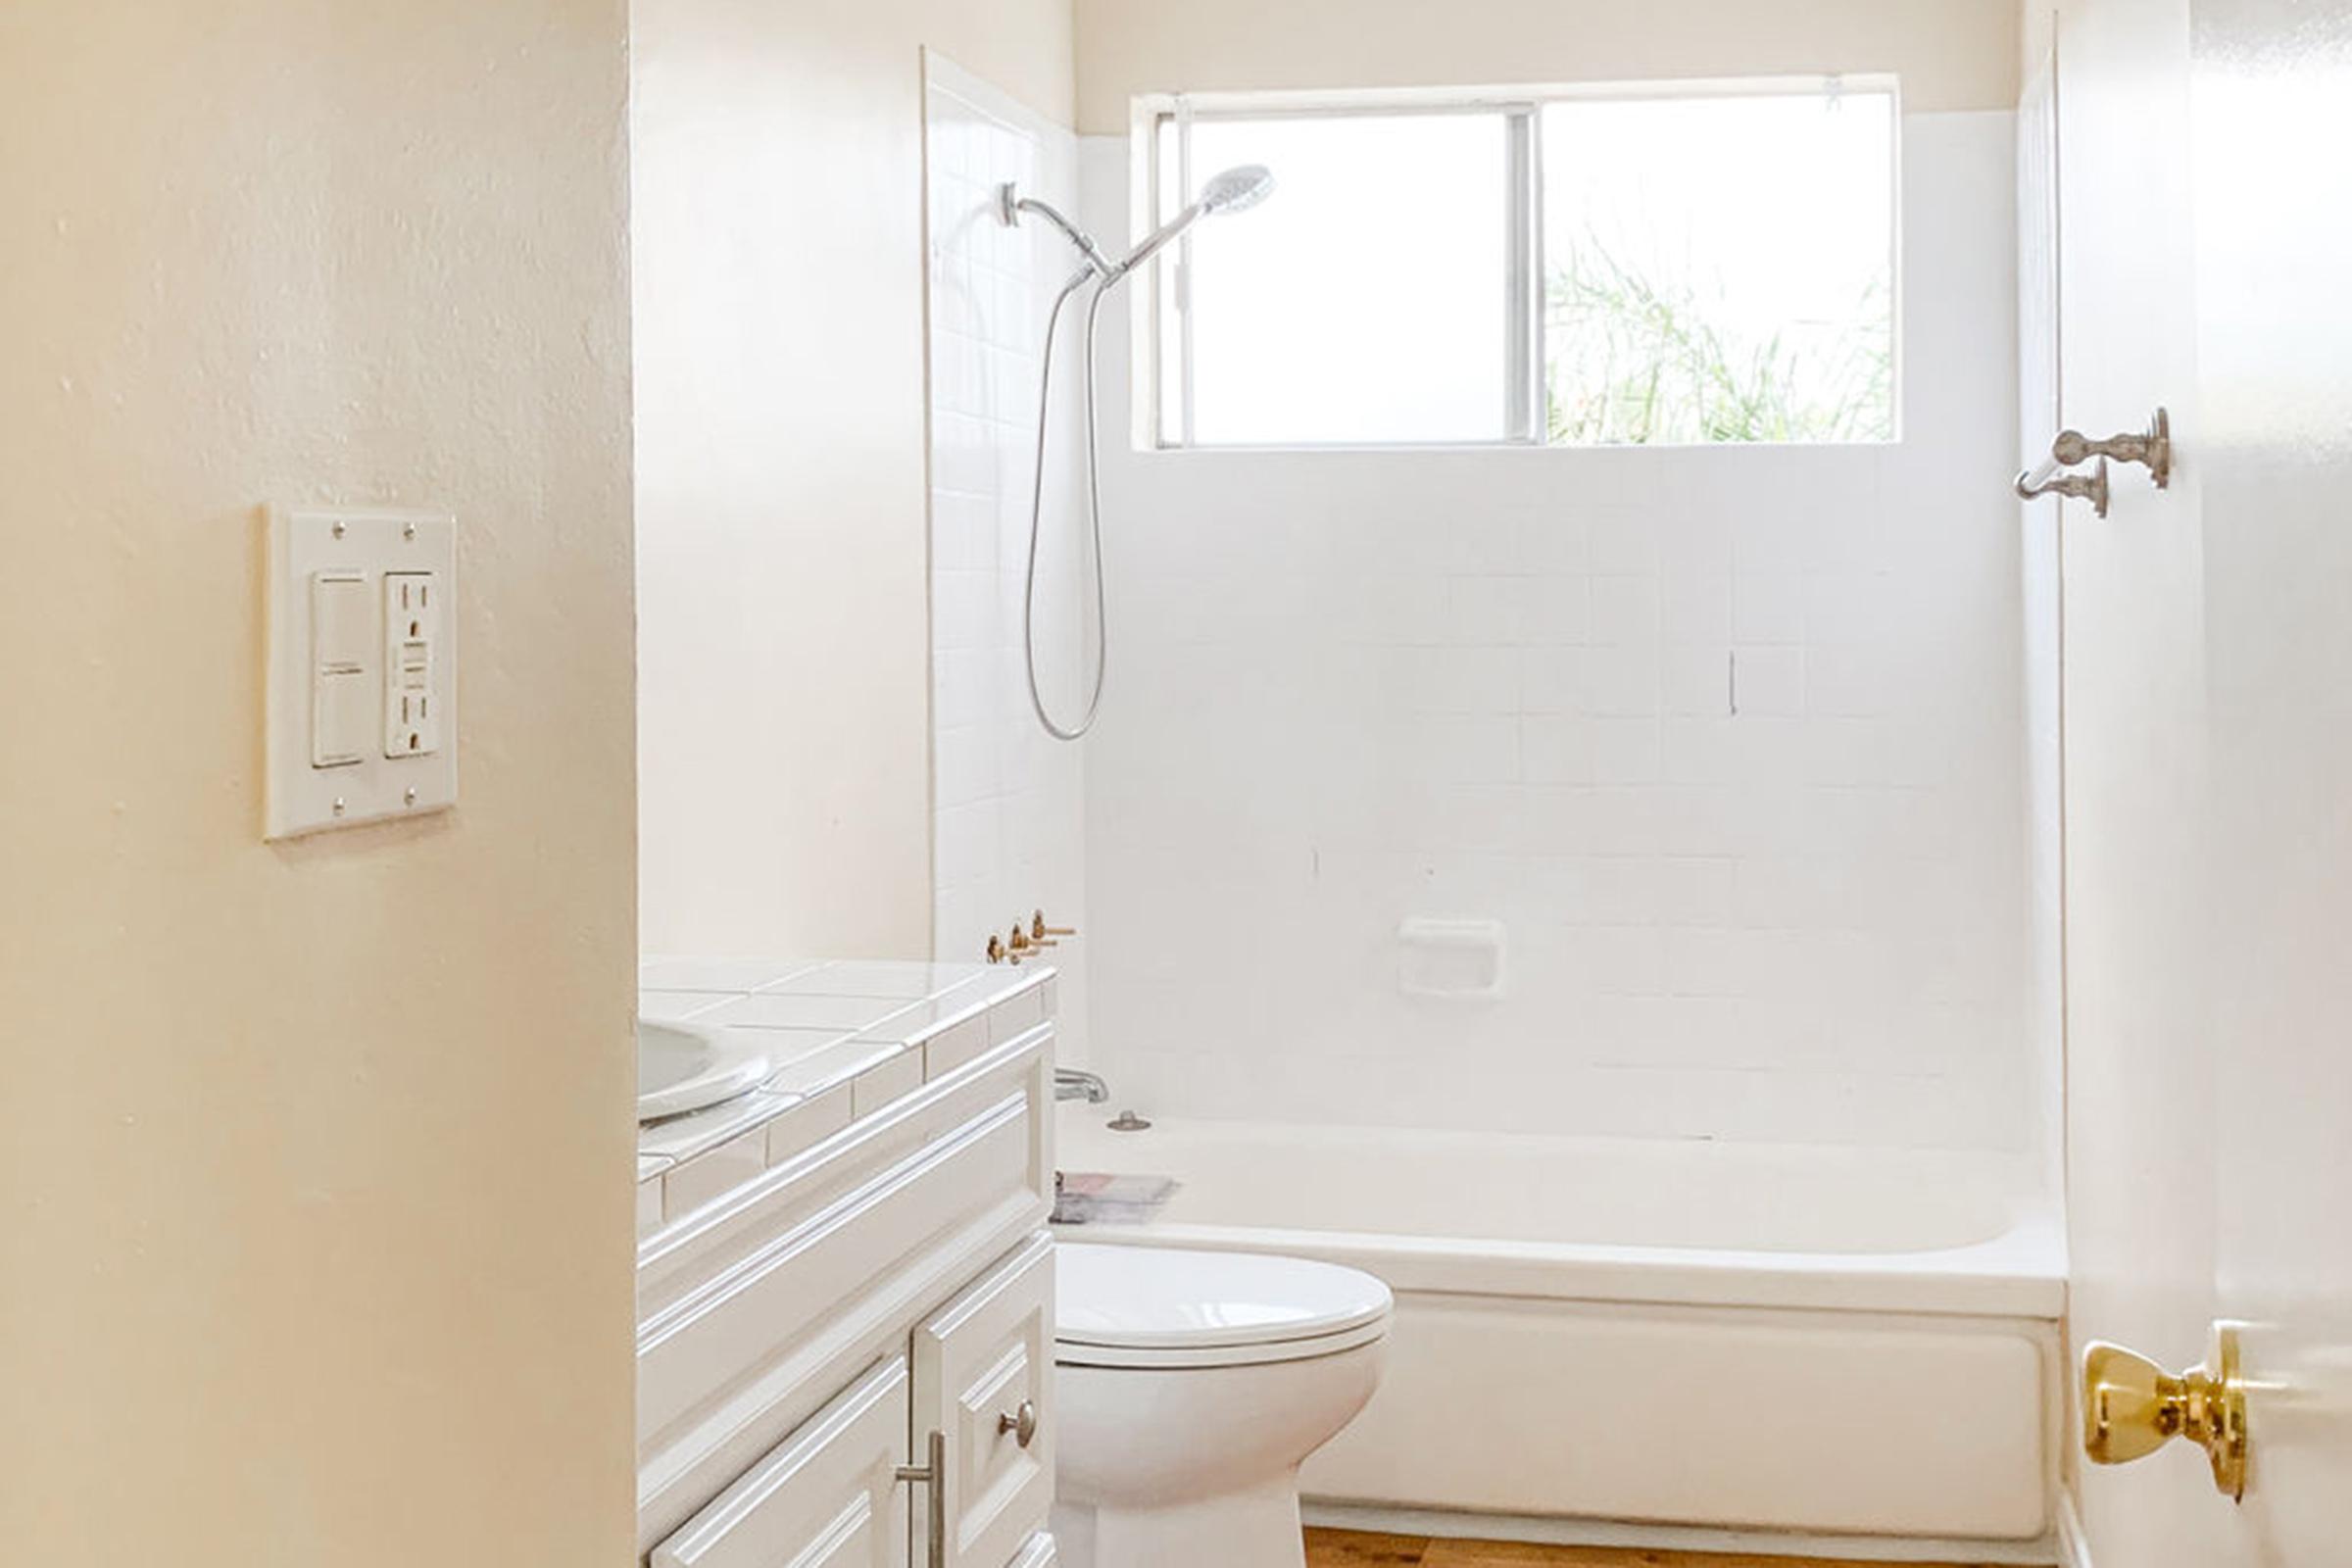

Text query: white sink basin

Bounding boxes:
[638,1018,774,1123]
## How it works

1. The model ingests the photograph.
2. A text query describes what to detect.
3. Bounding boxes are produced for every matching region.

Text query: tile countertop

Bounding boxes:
[635,957,1054,1237]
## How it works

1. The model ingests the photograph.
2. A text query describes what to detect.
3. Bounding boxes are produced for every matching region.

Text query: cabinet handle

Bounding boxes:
[998,1398,1038,1447]
[894,1429,948,1568]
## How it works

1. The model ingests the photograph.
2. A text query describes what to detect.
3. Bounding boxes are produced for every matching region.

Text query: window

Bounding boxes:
[1144,81,1896,448]
[1160,110,1523,446]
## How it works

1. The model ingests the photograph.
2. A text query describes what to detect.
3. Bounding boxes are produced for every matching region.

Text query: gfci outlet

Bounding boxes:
[265,508,458,839]
[382,572,441,758]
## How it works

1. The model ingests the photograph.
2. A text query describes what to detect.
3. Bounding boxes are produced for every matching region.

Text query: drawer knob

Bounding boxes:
[998,1398,1038,1448]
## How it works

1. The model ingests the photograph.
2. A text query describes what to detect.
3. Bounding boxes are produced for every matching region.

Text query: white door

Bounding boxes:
[2187,0,2352,1557]
[2054,0,2352,1560]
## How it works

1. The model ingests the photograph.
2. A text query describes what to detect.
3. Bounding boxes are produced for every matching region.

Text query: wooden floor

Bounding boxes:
[1303,1528,1999,1568]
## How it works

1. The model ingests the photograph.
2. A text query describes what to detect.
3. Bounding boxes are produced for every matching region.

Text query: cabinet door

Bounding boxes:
[912,1234,1054,1568]
[650,1357,909,1568]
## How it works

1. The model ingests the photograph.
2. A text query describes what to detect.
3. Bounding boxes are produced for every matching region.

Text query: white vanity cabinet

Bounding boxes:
[636,966,1057,1568]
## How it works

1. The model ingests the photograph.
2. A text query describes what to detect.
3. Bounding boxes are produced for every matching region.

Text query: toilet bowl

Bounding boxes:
[1050,1243,1393,1568]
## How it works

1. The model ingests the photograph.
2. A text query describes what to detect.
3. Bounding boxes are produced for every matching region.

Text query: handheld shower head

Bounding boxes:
[1008,163,1276,739]
[1198,163,1276,215]
[1104,164,1277,280]
[998,164,1277,286]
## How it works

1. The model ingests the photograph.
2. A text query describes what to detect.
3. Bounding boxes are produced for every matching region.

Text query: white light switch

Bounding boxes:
[267,508,459,839]
[308,570,374,768]
[311,571,372,672]
[312,668,372,767]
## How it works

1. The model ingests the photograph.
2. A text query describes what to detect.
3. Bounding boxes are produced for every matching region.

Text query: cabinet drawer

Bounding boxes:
[914,1235,1055,1568]
[638,1031,1052,1462]
[650,1356,908,1568]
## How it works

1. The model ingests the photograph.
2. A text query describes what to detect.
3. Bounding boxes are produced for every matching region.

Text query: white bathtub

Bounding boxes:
[1055,1113,2065,1553]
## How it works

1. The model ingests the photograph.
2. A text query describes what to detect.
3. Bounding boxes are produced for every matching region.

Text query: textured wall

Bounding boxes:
[0,3,638,1562]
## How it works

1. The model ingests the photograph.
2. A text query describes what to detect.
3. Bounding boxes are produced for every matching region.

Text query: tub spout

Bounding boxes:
[1055,1068,1109,1103]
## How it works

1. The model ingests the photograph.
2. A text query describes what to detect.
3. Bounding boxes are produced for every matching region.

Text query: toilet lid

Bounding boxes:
[1055,1243,1393,1352]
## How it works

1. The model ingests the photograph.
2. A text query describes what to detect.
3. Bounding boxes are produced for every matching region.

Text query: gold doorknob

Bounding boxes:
[2081,1324,2247,1500]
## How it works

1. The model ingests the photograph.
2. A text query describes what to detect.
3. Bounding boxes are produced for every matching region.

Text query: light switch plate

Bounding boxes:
[265,507,459,839]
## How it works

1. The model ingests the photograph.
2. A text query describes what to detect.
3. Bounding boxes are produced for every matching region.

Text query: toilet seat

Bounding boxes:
[1054,1243,1393,1370]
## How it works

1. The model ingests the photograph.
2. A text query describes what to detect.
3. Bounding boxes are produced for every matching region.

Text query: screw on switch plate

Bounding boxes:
[266,508,458,839]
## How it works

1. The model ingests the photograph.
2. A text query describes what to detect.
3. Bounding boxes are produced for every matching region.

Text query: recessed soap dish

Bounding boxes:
[1396,917,1507,1001]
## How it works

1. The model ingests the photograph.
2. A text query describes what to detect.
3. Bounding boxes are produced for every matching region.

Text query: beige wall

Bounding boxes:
[1075,0,2019,130]
[0,4,638,1565]
[2021,0,2057,83]
[633,0,1075,959]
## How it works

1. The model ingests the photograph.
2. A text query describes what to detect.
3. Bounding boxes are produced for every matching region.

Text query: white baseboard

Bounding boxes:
[2055,1491,2095,1568]
[1301,1502,2060,1566]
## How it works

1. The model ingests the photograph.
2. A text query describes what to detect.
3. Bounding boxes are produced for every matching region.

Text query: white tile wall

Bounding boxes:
[1067,113,2036,1151]
[924,58,1091,1067]
[2016,73,2066,1188]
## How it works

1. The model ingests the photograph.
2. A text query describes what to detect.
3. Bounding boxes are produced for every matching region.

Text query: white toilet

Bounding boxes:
[1050,1243,1394,1568]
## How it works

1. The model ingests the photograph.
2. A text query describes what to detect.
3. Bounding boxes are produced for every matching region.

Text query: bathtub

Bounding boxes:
[1054,1113,2065,1554]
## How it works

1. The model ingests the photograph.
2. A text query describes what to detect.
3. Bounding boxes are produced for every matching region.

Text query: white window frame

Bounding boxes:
[1134,75,1901,453]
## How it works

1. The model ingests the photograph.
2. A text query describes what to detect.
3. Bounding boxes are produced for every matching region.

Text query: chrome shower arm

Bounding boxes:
[997,184,1114,276]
